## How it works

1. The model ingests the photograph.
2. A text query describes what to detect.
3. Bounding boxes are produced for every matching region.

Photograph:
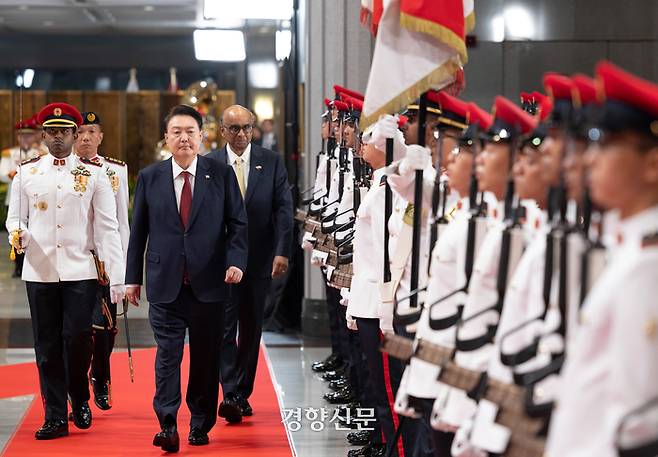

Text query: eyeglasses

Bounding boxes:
[226,124,253,135]
[44,127,74,137]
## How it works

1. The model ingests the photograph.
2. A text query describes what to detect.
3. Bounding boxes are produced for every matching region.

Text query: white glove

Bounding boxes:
[346,311,358,330]
[339,288,350,306]
[452,419,487,457]
[110,284,126,305]
[365,115,407,160]
[375,114,399,139]
[8,228,30,250]
[399,145,431,176]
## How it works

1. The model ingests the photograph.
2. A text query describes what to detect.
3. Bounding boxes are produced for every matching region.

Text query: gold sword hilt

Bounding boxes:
[9,229,24,261]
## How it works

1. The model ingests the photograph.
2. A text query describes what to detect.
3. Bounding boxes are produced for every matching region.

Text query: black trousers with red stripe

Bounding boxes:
[356,317,399,455]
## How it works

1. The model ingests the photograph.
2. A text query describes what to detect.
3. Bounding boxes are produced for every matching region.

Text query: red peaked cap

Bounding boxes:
[595,60,658,136]
[339,94,363,112]
[14,114,39,131]
[543,73,575,126]
[571,74,597,106]
[333,85,364,101]
[436,92,469,129]
[37,102,83,128]
[489,96,536,140]
[532,92,553,122]
[406,90,442,115]
[543,73,575,100]
[467,103,493,132]
[324,98,350,113]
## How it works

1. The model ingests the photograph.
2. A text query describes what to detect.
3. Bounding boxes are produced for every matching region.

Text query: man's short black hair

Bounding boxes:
[164,104,203,130]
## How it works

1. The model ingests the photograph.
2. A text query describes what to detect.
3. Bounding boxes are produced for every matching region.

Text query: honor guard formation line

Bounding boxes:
[2,2,658,457]
[297,61,658,457]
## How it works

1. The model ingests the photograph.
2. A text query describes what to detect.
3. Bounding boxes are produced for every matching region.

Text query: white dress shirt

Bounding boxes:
[172,155,197,210]
[227,143,251,189]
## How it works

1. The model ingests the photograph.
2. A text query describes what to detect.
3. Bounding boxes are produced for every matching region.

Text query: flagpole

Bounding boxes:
[409,93,427,308]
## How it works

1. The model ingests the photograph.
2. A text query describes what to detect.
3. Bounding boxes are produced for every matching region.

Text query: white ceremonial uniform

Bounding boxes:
[451,209,550,455]
[5,153,125,286]
[405,197,469,400]
[546,205,658,457]
[0,146,43,205]
[347,168,403,320]
[88,155,130,262]
[440,200,506,429]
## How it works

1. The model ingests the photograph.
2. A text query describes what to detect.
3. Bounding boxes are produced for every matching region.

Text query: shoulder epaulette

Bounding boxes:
[104,156,126,167]
[20,156,41,166]
[80,157,102,167]
[1,148,11,158]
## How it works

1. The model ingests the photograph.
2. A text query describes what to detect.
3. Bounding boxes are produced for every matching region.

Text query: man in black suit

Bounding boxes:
[207,105,293,423]
[125,105,248,452]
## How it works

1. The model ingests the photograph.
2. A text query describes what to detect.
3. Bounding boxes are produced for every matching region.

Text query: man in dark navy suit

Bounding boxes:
[207,105,293,423]
[125,105,248,452]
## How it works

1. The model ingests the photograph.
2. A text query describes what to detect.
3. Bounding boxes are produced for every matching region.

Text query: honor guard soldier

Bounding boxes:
[5,102,125,440]
[1,115,45,277]
[74,111,130,410]
[546,62,658,457]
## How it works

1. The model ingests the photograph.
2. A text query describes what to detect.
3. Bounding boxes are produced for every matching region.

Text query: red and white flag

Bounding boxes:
[360,0,384,36]
[361,0,473,127]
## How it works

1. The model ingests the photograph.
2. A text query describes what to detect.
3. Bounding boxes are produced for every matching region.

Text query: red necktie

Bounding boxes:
[179,171,192,284]
[179,171,192,229]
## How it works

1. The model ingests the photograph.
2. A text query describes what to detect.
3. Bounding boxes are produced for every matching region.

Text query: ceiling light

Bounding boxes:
[144,5,154,12]
[276,30,292,61]
[248,61,279,89]
[23,69,35,89]
[504,5,535,40]
[193,29,246,62]
[204,0,293,20]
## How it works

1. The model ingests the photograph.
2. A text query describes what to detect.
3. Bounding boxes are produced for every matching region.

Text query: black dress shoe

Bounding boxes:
[348,443,386,457]
[312,354,344,372]
[347,430,372,445]
[35,419,68,440]
[188,427,209,446]
[329,378,351,391]
[218,393,243,423]
[91,377,112,411]
[70,402,92,429]
[321,366,347,381]
[239,397,253,416]
[153,425,179,452]
[324,387,357,404]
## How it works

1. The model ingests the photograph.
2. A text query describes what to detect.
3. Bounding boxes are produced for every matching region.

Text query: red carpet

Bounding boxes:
[0,346,294,456]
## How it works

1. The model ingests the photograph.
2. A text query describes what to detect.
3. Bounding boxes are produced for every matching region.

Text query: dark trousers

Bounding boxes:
[26,280,96,421]
[391,325,435,457]
[413,398,454,457]
[324,281,343,357]
[149,285,223,432]
[356,317,397,453]
[220,276,271,399]
[90,285,117,391]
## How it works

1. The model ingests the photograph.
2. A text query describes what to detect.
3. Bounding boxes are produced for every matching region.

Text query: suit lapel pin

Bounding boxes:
[205,174,210,179]
[255,165,263,171]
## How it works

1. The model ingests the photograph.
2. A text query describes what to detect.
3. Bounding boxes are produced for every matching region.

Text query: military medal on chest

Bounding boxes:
[106,167,119,193]
[71,165,91,193]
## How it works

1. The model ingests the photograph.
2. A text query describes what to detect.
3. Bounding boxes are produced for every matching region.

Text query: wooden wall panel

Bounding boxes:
[11,90,46,126]
[0,91,13,151]
[46,91,83,109]
[83,91,126,162]
[126,91,161,174]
